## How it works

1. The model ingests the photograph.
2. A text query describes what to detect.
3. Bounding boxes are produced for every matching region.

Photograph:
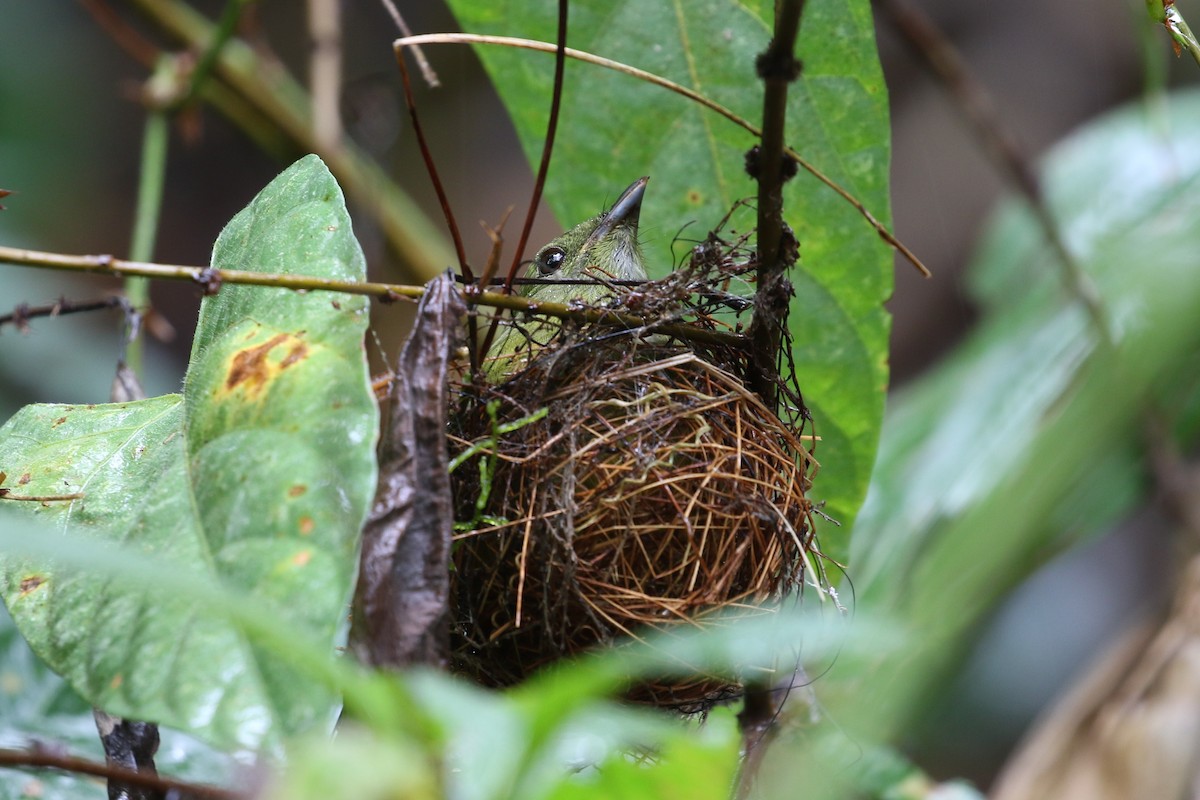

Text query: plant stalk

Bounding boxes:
[0,245,747,350]
[125,109,170,376]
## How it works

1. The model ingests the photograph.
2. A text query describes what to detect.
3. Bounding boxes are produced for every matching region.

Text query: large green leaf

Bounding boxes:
[850,92,1200,609]
[0,155,378,752]
[761,91,1200,799]
[0,603,238,800]
[445,0,893,549]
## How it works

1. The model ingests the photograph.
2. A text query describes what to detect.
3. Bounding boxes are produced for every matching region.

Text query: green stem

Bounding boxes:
[126,109,170,376]
[1166,7,1200,66]
[0,245,748,350]
[1140,3,1169,96]
[127,0,455,281]
[182,0,251,106]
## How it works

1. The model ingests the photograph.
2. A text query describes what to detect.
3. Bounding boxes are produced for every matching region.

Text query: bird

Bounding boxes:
[483,177,649,382]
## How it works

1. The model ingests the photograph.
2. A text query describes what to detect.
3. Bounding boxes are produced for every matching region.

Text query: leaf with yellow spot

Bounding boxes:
[0,155,378,753]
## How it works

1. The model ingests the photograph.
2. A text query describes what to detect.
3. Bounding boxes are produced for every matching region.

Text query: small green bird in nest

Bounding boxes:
[453,177,822,709]
[485,177,649,381]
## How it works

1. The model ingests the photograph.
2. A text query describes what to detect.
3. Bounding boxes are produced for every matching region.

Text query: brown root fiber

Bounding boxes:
[449,326,821,709]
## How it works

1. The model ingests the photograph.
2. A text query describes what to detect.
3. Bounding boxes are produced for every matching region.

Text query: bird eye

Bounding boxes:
[536,246,566,275]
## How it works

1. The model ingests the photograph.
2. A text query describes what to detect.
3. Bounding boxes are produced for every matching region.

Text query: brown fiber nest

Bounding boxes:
[448,348,823,708]
[448,229,826,710]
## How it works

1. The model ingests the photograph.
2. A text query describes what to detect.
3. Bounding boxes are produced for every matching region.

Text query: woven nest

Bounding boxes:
[448,322,823,708]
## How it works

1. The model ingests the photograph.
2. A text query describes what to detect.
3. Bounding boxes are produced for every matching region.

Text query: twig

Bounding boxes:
[378,0,439,86]
[125,105,169,377]
[0,490,86,502]
[181,0,252,108]
[0,296,127,331]
[394,32,931,279]
[392,48,468,276]
[78,0,161,66]
[390,33,477,375]
[738,1,806,792]
[747,0,805,410]
[308,0,343,151]
[505,0,569,288]
[479,0,571,377]
[875,0,1110,341]
[0,746,243,800]
[122,0,455,281]
[736,685,780,800]
[1148,0,1200,66]
[0,244,415,297]
[1165,5,1200,65]
[80,1,298,159]
[0,245,747,349]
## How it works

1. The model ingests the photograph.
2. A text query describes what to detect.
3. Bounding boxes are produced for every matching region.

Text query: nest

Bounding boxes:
[449,314,823,708]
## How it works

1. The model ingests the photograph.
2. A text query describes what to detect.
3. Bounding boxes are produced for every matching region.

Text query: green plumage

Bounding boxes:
[484,178,649,381]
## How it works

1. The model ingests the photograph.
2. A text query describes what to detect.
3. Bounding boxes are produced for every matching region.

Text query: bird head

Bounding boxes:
[520,176,649,303]
[483,177,650,382]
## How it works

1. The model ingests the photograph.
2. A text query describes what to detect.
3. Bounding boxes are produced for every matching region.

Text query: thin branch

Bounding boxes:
[125,106,170,377]
[0,296,127,331]
[395,32,931,278]
[1165,5,1200,66]
[1148,0,1200,66]
[80,1,298,158]
[479,0,571,378]
[736,684,780,800]
[392,49,468,276]
[378,0,439,86]
[308,0,344,151]
[181,0,253,108]
[77,0,161,66]
[0,746,243,800]
[738,2,806,793]
[874,0,1110,340]
[176,0,244,107]
[747,0,805,409]
[0,245,747,349]
[0,491,87,502]
[505,0,569,287]
[0,245,414,297]
[122,0,456,281]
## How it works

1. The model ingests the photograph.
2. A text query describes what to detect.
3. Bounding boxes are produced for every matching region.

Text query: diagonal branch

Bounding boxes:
[118,0,455,281]
[875,0,1109,342]
[0,746,242,800]
[395,32,931,278]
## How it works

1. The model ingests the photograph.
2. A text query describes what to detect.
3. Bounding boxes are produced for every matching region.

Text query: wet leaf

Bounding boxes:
[0,155,378,752]
[852,90,1200,610]
[793,90,1200,799]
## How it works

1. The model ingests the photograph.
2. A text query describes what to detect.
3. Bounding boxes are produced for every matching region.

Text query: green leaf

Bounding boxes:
[852,91,1200,609]
[541,707,740,800]
[0,155,378,752]
[444,0,893,549]
[0,601,99,800]
[0,598,240,800]
[791,90,1200,795]
[402,667,746,800]
[261,727,440,800]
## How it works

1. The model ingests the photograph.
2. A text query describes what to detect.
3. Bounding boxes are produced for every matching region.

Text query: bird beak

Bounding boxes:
[585,177,648,247]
